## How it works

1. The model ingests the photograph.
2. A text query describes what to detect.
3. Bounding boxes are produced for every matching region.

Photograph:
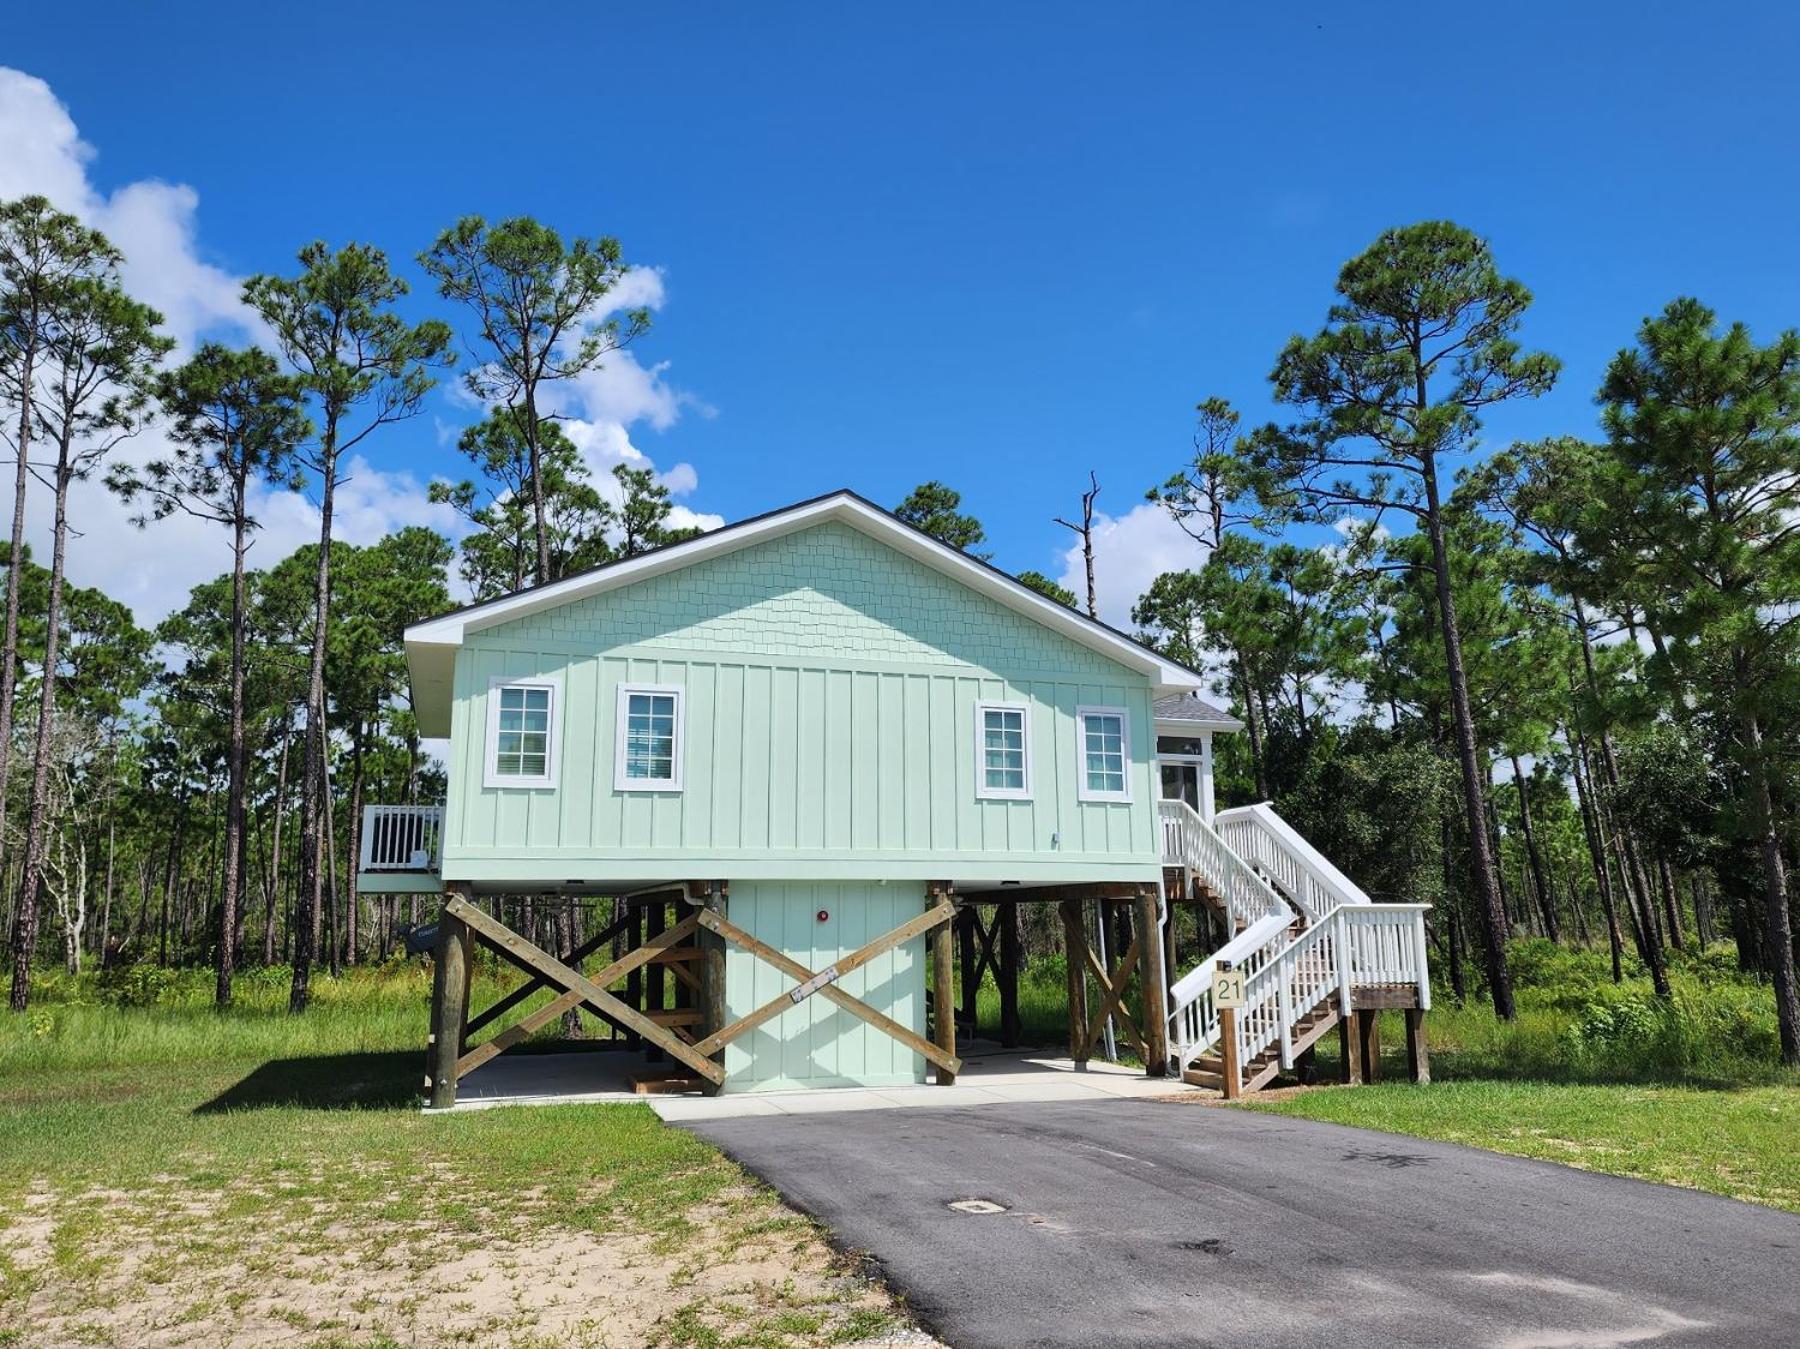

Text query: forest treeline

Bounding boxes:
[2,202,1796,1066]
[0,199,697,1015]
[914,222,1799,1065]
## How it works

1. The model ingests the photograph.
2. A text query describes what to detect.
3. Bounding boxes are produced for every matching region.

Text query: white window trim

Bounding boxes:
[614,682,685,793]
[1075,704,1133,803]
[973,700,1033,801]
[483,675,561,790]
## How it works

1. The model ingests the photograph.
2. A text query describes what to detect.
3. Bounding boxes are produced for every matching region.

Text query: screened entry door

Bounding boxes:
[1159,759,1201,812]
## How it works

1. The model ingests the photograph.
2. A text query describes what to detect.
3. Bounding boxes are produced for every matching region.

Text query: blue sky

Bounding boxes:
[7,4,1800,623]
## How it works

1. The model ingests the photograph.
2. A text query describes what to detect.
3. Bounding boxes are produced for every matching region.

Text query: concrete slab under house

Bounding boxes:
[357,490,1432,1108]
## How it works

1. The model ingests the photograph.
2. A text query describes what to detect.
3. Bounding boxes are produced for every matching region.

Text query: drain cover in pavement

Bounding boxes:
[946,1198,1008,1215]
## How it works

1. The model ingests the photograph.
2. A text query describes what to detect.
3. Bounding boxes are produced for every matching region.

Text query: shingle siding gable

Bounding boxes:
[481,520,1131,679]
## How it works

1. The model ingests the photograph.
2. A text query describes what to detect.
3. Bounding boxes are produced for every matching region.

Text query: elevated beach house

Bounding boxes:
[359,490,1431,1105]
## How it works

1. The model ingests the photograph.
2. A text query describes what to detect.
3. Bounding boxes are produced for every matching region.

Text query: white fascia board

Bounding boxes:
[403,492,1208,690]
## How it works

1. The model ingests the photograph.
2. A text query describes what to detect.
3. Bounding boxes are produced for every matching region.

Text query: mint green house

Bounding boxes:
[362,491,1430,1105]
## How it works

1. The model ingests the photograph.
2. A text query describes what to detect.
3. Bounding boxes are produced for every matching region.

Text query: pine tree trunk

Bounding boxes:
[1421,451,1514,1018]
[0,338,37,908]
[217,506,250,1005]
[8,458,72,1011]
[1657,857,1684,952]
[1743,709,1800,1065]
[264,713,291,966]
[1510,753,1559,942]
[290,435,337,1013]
[1235,666,1268,800]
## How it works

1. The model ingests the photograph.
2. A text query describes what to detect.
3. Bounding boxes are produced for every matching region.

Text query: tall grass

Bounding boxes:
[1418,938,1796,1087]
[2,957,544,1075]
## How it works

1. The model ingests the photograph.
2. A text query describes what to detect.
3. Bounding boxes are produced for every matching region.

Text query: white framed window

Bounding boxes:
[614,683,684,792]
[1076,705,1132,803]
[974,700,1032,800]
[484,677,560,789]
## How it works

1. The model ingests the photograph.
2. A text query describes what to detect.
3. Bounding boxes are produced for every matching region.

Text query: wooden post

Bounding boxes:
[930,886,957,1085]
[1060,898,1089,1065]
[644,897,666,1062]
[1359,1009,1383,1083]
[1341,1010,1365,1086]
[700,881,727,1092]
[1219,994,1241,1101]
[999,900,1021,1048]
[1405,1008,1430,1084]
[956,905,977,1038]
[428,911,469,1109]
[1135,887,1169,1077]
[625,902,645,1049]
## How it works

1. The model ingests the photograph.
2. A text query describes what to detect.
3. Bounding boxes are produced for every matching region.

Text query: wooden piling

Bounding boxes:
[999,900,1022,1048]
[1060,898,1089,1065]
[700,881,728,1091]
[1358,1009,1383,1083]
[1135,887,1169,1076]
[1405,1008,1430,1084]
[930,886,957,1084]
[428,912,469,1110]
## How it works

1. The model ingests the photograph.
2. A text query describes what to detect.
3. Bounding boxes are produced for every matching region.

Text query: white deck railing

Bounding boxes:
[359,805,444,872]
[1214,801,1372,921]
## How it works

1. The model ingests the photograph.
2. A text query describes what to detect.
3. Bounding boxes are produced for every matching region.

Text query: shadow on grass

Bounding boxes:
[196,1050,422,1113]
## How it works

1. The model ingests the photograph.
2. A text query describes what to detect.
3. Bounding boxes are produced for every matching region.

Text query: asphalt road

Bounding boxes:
[683,1098,1800,1348]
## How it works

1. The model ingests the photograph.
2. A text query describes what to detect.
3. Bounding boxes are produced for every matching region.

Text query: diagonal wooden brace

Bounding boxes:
[463,905,638,1039]
[693,904,961,1076]
[453,915,701,1081]
[446,897,723,1085]
[1078,934,1145,1059]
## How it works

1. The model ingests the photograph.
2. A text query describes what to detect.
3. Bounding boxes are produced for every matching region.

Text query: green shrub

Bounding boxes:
[95,963,180,1009]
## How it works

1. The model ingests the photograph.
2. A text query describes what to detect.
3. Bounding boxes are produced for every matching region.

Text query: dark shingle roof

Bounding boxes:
[1153,691,1240,727]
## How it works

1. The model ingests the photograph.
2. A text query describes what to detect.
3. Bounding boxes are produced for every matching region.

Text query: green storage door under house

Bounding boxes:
[723,880,928,1091]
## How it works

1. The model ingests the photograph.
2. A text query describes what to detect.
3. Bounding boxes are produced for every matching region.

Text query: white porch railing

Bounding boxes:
[359,805,444,873]
[1214,801,1372,921]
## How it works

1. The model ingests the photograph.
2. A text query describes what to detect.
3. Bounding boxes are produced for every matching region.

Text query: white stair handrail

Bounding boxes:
[1214,801,1373,920]
[1158,799,1295,932]
[1168,911,1291,1073]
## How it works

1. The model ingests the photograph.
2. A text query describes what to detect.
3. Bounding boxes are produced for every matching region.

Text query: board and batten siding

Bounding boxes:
[723,880,927,1090]
[440,520,1161,885]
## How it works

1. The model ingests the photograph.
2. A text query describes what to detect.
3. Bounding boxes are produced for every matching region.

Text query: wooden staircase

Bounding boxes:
[1158,798,1433,1099]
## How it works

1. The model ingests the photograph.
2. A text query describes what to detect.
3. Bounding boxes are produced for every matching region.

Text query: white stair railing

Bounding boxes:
[1161,796,1431,1088]
[1168,912,1291,1074]
[1214,801,1373,921]
[1158,799,1295,933]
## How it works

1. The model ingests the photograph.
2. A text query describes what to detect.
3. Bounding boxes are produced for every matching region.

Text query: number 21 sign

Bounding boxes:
[1213,967,1246,1010]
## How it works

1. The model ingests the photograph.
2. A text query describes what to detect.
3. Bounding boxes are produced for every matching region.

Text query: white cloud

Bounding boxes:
[1053,502,1203,629]
[0,68,257,354]
[0,65,723,625]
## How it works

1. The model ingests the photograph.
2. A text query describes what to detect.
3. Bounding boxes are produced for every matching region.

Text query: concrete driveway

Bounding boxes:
[682,1098,1800,1348]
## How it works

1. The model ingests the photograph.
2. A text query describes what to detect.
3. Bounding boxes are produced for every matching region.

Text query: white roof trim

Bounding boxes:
[407,491,1206,689]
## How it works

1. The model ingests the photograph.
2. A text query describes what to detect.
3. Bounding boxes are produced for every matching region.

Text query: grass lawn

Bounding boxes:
[1248,1078,1800,1212]
[0,965,923,1348]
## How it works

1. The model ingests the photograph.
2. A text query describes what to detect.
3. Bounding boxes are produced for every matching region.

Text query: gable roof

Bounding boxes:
[405,489,1206,736]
